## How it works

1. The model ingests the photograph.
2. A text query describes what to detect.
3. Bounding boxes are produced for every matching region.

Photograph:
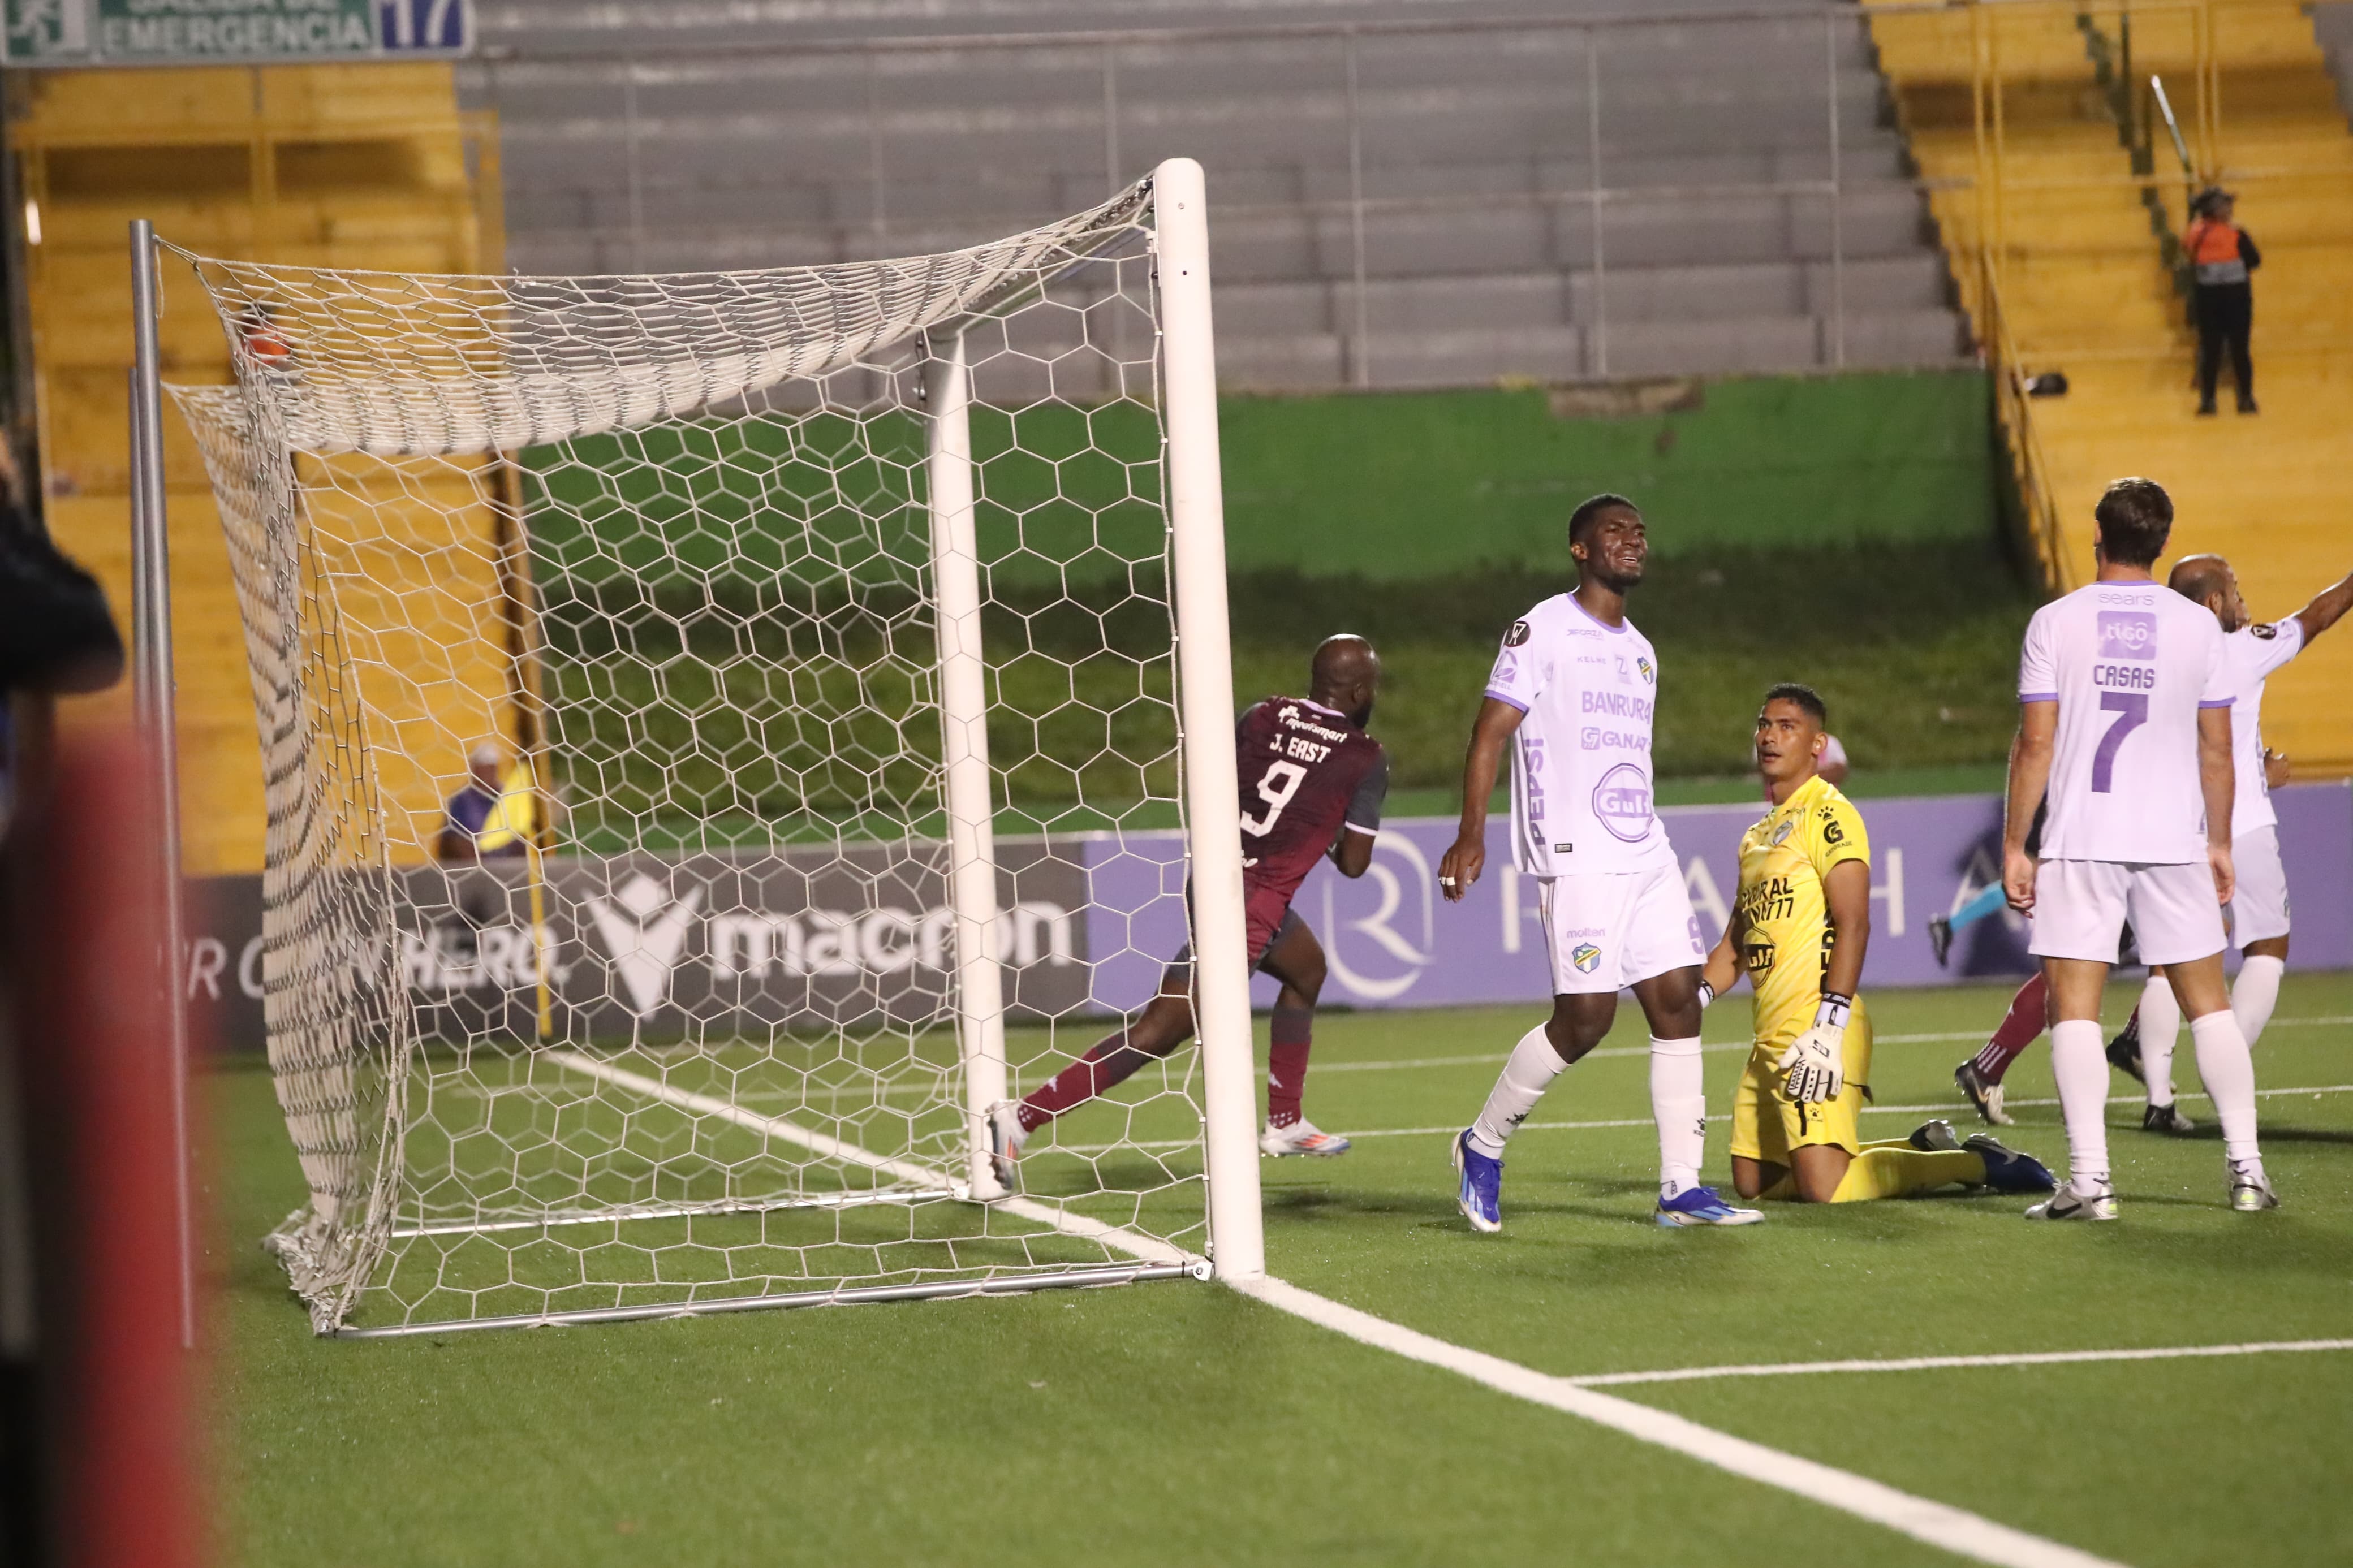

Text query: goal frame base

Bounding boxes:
[321,1257,1209,1339]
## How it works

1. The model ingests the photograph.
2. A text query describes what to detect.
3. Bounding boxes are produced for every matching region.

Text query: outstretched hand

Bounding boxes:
[1438,832,1485,904]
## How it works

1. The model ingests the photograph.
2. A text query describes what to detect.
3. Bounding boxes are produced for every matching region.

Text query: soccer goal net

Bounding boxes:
[157,159,1264,1336]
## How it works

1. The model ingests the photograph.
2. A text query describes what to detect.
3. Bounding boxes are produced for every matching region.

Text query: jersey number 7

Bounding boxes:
[2091,691,2147,794]
[1239,759,1307,835]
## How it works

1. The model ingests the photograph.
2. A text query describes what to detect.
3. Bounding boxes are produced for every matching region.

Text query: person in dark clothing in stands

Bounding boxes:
[2184,187,2261,416]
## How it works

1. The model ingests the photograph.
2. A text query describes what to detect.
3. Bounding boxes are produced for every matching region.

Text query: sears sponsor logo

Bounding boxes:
[1592,762,1654,843]
[1580,690,1653,722]
[2096,610,2157,662]
[1580,725,1646,752]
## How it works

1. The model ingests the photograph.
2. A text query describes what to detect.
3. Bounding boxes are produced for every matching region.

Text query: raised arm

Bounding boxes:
[1438,697,1523,902]
[2198,703,2236,906]
[2292,562,2353,647]
[2001,702,2056,913]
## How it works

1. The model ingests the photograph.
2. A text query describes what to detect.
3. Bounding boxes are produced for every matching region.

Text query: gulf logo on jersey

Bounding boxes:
[1592,762,1654,842]
[2097,610,2157,662]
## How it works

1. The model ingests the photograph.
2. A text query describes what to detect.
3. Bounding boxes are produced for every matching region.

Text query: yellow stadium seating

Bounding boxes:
[11,64,518,872]
[1868,0,2353,775]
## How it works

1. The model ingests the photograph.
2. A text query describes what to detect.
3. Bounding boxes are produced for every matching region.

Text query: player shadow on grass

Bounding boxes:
[2143,1120,2353,1148]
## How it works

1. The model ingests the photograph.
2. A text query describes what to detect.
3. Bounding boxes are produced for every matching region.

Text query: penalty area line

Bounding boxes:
[1233,1275,2130,1568]
[1569,1338,2353,1388]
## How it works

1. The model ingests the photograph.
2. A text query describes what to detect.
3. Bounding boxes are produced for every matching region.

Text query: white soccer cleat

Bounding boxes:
[2229,1161,2279,1213]
[2025,1181,2118,1221]
[1260,1118,1352,1157]
[988,1099,1027,1191]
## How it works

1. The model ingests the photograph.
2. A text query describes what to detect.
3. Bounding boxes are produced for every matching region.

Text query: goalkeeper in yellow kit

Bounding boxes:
[1700,684,2056,1203]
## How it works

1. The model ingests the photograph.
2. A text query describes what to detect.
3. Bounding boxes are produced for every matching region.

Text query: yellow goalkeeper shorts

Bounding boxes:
[1729,1001,1874,1164]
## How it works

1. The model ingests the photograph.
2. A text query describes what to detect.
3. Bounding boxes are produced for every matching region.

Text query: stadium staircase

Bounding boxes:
[12,66,517,872]
[1865,0,2353,775]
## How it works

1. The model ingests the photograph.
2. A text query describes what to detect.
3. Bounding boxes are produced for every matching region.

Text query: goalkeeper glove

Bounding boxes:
[1776,993,1851,1104]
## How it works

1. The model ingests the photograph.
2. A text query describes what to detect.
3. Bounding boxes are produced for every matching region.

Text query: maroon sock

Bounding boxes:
[1018,1031,1160,1132]
[1265,1005,1314,1128]
[1970,971,2050,1082]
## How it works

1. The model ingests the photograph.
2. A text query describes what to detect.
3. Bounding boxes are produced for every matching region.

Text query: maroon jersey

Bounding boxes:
[1234,696,1389,911]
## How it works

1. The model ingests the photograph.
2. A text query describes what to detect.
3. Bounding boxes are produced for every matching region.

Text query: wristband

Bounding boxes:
[1814,992,1852,1031]
[1696,980,1716,1009]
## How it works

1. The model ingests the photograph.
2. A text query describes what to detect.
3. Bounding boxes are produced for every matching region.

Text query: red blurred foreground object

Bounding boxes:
[14,723,201,1568]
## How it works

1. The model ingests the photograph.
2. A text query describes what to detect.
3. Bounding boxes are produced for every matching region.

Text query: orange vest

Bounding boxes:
[2184,219,2249,284]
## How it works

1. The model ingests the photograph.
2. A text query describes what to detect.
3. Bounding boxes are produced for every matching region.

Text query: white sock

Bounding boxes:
[2139,973,2183,1108]
[2190,1009,2261,1168]
[2049,1018,2113,1192]
[1469,1023,1567,1159]
[2232,954,2285,1050]
[1649,1034,1707,1199]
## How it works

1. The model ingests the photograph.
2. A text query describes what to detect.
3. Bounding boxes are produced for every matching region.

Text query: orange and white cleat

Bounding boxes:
[1259,1118,1352,1157]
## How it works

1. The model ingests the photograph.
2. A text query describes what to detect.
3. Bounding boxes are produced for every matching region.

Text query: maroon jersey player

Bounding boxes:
[992,635,1388,1177]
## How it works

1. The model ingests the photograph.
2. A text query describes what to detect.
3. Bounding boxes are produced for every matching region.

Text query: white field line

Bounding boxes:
[1040,1081,2353,1155]
[1568,1339,2353,1388]
[541,1051,1192,1267]
[1311,1013,2353,1075]
[1235,1276,2129,1568]
[551,1050,2135,1567]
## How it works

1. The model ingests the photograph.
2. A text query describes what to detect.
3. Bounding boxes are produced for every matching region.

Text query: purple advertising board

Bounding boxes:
[1080,782,2353,1016]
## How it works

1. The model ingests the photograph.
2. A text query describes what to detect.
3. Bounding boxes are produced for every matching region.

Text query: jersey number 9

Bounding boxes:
[1239,759,1307,835]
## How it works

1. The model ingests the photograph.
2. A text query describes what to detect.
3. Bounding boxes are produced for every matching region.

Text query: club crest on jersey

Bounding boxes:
[1571,942,1603,974]
[2253,622,2279,640]
[2096,610,2157,662]
[1768,817,1796,847]
[1637,656,1654,684]
[1503,620,1531,647]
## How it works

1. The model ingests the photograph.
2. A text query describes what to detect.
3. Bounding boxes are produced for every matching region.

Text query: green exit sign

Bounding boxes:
[3,0,471,66]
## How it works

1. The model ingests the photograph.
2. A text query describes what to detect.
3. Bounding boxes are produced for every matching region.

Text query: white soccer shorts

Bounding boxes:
[2228,824,2291,948]
[2027,858,2227,967]
[1538,859,1706,995]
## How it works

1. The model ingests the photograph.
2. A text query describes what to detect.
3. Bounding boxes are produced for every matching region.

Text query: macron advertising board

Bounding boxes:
[183,783,2352,1051]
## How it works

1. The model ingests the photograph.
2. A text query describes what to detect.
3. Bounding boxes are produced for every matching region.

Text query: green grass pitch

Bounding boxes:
[208,971,2353,1566]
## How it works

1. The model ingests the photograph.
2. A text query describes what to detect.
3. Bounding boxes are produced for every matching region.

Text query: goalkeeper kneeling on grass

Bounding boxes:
[1704,684,2057,1203]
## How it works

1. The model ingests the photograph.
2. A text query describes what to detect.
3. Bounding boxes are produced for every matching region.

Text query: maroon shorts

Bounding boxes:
[1165,893,1305,982]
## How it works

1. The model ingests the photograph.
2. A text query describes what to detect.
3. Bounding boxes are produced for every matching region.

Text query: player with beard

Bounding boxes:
[991,635,1387,1182]
[1442,494,1761,1232]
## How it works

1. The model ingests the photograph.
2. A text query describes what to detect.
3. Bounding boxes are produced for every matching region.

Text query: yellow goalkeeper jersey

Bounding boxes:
[1735,773,1870,1051]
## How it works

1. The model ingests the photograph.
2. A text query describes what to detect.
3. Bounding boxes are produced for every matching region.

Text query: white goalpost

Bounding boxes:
[139,157,1263,1336]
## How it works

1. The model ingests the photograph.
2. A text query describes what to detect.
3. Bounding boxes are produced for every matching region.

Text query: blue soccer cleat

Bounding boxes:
[1453,1129,1502,1233]
[1656,1185,1765,1227]
[1963,1133,2057,1194]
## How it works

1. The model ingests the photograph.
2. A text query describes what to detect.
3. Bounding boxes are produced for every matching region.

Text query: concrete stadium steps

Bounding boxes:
[467,1,1971,384]
[12,66,512,874]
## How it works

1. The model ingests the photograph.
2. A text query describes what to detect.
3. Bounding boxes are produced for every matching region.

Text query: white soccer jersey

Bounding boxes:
[2018,579,2232,865]
[1484,593,1673,876]
[2218,616,2304,836]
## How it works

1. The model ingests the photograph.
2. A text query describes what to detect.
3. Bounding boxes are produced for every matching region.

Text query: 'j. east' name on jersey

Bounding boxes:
[1234,696,1389,907]
[1484,593,1673,877]
[2018,580,2231,865]
[1735,774,1869,1049]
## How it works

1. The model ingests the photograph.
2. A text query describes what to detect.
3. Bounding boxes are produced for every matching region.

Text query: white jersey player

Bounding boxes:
[2002,477,2270,1219]
[1438,494,1760,1233]
[2123,551,2353,1121]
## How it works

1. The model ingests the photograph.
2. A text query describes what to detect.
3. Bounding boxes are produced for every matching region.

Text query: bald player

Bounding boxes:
[992,635,1390,1180]
[2106,550,2353,1126]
